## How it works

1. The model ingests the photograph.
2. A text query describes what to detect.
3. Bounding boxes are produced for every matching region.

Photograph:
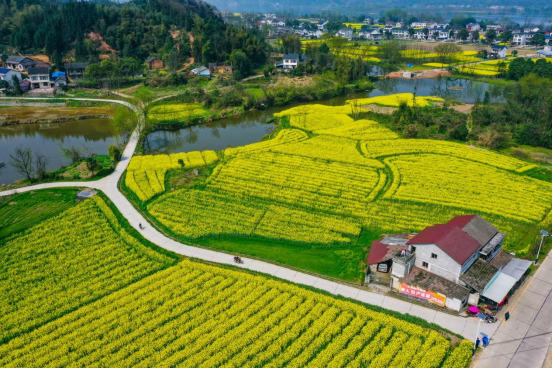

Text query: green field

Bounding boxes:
[0,189,472,367]
[0,189,79,240]
[125,93,552,282]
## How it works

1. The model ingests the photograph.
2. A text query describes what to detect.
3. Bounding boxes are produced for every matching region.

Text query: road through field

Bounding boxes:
[0,96,515,342]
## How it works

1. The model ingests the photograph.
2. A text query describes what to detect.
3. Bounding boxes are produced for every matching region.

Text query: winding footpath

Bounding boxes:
[0,96,535,348]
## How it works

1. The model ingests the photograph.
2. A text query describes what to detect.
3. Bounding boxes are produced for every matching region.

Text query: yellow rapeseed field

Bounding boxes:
[131,94,552,255]
[0,259,473,367]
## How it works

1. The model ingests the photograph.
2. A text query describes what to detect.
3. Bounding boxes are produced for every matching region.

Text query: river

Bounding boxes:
[0,118,116,186]
[0,78,507,185]
[145,77,507,155]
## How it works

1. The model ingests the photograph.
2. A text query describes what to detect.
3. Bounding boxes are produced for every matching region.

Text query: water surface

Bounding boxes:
[0,119,116,185]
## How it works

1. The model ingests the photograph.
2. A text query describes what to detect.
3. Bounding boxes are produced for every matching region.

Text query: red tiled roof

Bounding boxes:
[446,214,476,229]
[367,240,389,264]
[367,239,408,264]
[407,216,483,265]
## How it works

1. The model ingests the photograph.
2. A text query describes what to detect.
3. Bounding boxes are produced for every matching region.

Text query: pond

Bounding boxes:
[0,119,116,186]
[146,77,505,155]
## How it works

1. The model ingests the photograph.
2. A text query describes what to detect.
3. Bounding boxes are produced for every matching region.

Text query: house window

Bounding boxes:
[431,253,438,259]
[422,261,429,268]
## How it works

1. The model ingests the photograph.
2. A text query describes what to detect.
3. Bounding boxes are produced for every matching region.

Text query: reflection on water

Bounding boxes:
[0,119,115,185]
[371,78,506,103]
[147,78,505,155]
[145,109,279,154]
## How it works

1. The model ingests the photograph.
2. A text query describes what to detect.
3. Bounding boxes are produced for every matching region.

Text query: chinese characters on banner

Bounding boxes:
[399,283,446,307]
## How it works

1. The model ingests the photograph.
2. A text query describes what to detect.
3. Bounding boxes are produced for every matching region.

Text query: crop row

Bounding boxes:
[0,196,174,344]
[0,260,472,367]
[386,154,552,222]
[125,150,218,201]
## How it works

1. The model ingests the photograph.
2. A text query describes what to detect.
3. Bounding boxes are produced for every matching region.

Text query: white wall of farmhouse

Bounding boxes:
[411,243,462,282]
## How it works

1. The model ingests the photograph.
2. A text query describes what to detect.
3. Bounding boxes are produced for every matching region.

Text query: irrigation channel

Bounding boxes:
[0,78,507,184]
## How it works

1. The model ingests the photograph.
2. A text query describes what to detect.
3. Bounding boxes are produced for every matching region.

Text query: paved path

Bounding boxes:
[473,251,552,368]
[0,96,503,341]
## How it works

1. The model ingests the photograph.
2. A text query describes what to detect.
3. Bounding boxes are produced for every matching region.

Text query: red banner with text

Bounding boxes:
[399,283,446,307]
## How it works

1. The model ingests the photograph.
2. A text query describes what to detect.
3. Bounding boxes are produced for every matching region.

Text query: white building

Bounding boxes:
[282,54,300,70]
[368,215,531,311]
[337,28,353,39]
[0,68,22,87]
[28,67,51,90]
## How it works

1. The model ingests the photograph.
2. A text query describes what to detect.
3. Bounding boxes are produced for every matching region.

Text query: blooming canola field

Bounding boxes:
[127,93,552,259]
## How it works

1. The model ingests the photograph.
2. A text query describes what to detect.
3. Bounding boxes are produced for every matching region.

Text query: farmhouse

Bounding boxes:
[281,54,300,70]
[367,215,531,311]
[191,66,211,77]
[0,68,22,87]
[208,63,233,75]
[5,56,36,71]
[337,28,353,39]
[28,67,51,90]
[489,45,507,59]
[466,23,481,32]
[64,63,88,80]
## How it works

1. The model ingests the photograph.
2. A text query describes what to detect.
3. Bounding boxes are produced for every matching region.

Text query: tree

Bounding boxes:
[61,146,85,164]
[500,30,513,43]
[532,33,545,47]
[35,154,48,180]
[85,157,100,175]
[280,35,301,54]
[10,147,34,182]
[457,29,469,42]
[485,29,497,44]
[11,75,22,95]
[407,28,415,38]
[230,49,251,80]
[434,43,462,65]
[111,105,135,142]
[108,144,122,161]
[472,30,480,43]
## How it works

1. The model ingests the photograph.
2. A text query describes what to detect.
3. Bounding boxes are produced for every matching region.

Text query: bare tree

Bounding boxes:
[10,147,34,182]
[35,154,49,180]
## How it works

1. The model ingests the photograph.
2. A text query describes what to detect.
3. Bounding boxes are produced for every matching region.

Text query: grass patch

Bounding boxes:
[0,188,79,240]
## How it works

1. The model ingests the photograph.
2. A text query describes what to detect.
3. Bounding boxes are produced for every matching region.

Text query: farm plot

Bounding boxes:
[147,103,210,124]
[125,150,218,201]
[137,95,552,280]
[0,194,175,344]
[0,260,473,368]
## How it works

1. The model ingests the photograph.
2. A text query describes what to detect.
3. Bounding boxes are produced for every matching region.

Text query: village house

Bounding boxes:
[64,63,88,80]
[28,67,51,90]
[337,28,353,39]
[208,62,233,75]
[466,22,481,32]
[489,45,507,59]
[391,28,409,39]
[190,66,211,77]
[537,45,552,57]
[145,56,163,69]
[5,56,36,71]
[367,215,531,311]
[280,54,300,70]
[0,68,22,87]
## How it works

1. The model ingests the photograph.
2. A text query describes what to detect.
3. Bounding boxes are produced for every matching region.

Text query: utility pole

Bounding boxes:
[535,230,549,265]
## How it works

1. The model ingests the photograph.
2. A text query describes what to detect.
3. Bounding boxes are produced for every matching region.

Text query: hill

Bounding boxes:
[0,0,266,70]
